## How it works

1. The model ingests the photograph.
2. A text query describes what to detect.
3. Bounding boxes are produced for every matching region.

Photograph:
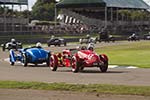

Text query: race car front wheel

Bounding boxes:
[10,62,15,66]
[46,53,50,67]
[71,56,79,73]
[2,45,5,51]
[22,53,28,67]
[99,61,108,72]
[99,55,108,72]
[50,55,58,71]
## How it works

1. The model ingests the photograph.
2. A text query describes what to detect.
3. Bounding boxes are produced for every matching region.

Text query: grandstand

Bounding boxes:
[56,0,150,33]
[0,0,29,35]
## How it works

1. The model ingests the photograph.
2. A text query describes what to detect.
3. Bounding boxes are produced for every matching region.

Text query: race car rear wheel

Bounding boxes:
[46,53,50,67]
[50,55,58,71]
[2,45,5,51]
[80,67,84,71]
[64,42,67,46]
[22,53,28,67]
[71,56,79,73]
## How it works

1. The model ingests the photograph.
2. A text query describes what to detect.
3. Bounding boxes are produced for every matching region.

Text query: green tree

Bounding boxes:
[31,0,56,21]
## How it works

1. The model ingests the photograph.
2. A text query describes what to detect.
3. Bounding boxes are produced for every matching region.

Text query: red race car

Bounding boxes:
[50,48,108,73]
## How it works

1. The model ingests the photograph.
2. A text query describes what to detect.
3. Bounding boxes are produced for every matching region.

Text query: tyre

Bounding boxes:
[48,44,50,47]
[10,62,15,66]
[99,55,108,72]
[80,67,84,71]
[22,53,28,67]
[46,53,50,67]
[2,45,5,51]
[71,56,79,73]
[99,61,108,72]
[64,42,67,46]
[58,44,61,47]
[112,40,115,42]
[50,55,58,71]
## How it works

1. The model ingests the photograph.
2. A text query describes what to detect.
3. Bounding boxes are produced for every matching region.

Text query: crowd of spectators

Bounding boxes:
[31,23,100,34]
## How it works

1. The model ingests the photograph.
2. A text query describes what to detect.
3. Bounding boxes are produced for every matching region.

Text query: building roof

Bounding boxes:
[0,0,28,5]
[56,0,106,8]
[56,0,150,9]
[104,0,149,9]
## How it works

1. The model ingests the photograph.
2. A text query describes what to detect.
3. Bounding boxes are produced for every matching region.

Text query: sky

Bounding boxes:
[28,0,150,10]
[28,0,37,10]
[28,0,60,10]
[17,0,150,11]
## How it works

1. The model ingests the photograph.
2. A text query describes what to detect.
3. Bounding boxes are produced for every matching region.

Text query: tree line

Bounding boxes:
[0,0,149,22]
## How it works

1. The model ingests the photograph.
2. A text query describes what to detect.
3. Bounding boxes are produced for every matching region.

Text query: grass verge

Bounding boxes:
[0,81,150,96]
[95,41,150,68]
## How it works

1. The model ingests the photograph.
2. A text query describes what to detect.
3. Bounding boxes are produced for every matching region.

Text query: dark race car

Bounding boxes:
[9,46,50,67]
[144,34,150,40]
[1,39,22,51]
[79,37,98,44]
[99,33,115,43]
[47,38,67,47]
[128,34,140,41]
[50,48,108,73]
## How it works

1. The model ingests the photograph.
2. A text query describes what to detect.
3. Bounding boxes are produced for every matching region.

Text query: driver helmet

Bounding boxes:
[86,34,90,38]
[87,43,94,51]
[36,42,42,48]
[76,46,80,50]
[11,38,16,42]
[51,35,55,39]
[132,33,135,36]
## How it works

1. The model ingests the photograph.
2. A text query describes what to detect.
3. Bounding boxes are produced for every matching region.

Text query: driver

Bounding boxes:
[36,42,42,48]
[87,43,94,51]
[11,38,16,44]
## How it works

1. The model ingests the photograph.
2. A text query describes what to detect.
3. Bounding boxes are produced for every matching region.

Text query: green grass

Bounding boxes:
[0,81,150,96]
[95,41,150,68]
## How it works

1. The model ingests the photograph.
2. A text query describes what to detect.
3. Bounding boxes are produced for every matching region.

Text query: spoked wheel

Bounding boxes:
[71,56,79,73]
[99,61,108,72]
[99,55,108,72]
[2,45,5,51]
[46,53,50,67]
[22,53,28,67]
[50,55,58,71]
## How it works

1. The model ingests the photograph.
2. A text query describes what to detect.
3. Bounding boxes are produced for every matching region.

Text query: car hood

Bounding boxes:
[77,50,99,64]
[26,48,48,58]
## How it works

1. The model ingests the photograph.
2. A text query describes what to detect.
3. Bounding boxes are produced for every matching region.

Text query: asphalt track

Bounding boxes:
[0,41,150,86]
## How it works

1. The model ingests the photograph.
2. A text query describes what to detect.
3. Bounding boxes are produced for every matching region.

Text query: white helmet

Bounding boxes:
[11,38,16,42]
[87,43,94,51]
[36,42,42,47]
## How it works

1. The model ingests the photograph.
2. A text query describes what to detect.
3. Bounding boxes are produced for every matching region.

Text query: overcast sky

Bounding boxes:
[28,0,36,10]
[29,0,150,9]
[23,0,150,11]
[28,0,59,10]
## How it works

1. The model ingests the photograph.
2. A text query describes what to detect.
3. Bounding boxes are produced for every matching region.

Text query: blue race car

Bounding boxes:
[9,46,50,67]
